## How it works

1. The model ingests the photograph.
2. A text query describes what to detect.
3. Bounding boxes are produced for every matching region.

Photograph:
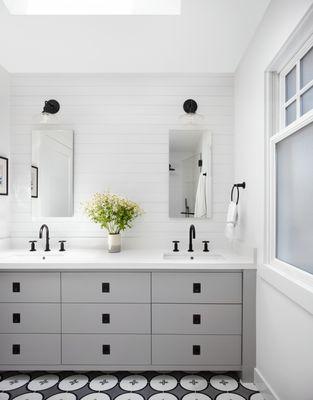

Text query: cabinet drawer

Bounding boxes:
[152,304,241,334]
[62,304,150,334]
[62,334,150,365]
[0,273,60,302]
[152,273,242,303]
[62,273,150,303]
[0,334,61,365]
[152,335,241,366]
[0,304,60,333]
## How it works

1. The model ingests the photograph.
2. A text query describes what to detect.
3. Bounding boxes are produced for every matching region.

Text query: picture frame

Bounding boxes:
[0,156,8,196]
[31,165,38,198]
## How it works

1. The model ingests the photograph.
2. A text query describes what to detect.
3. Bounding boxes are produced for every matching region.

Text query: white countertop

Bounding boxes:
[0,248,256,270]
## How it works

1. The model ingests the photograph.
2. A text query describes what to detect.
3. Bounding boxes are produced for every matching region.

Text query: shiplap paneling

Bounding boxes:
[10,74,234,248]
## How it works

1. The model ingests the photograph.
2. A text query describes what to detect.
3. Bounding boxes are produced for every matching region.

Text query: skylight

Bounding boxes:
[2,0,181,15]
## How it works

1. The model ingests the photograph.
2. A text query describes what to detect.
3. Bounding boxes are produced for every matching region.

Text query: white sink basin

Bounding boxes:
[163,252,224,261]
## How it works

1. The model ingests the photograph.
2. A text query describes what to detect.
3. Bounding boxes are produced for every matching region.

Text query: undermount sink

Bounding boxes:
[163,252,224,261]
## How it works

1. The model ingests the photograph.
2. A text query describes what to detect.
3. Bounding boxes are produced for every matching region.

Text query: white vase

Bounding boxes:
[108,233,121,253]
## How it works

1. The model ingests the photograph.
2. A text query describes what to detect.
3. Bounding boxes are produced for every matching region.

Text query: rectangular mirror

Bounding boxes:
[32,129,74,217]
[169,129,211,218]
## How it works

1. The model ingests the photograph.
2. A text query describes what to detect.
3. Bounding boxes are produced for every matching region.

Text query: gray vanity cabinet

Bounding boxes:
[0,269,255,381]
[0,272,61,365]
[151,272,243,366]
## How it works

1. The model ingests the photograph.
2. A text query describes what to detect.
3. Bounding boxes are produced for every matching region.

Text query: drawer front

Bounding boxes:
[0,334,61,364]
[152,273,242,303]
[62,273,150,303]
[0,304,60,333]
[152,335,241,365]
[152,304,242,334]
[62,334,151,365]
[62,304,150,334]
[0,273,60,302]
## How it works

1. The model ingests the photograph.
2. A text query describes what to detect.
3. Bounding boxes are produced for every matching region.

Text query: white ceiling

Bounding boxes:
[0,0,270,73]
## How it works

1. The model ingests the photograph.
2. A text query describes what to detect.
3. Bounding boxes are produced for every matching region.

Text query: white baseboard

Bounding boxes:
[254,368,280,400]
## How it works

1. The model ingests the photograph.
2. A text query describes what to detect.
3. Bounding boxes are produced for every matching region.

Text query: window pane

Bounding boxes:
[276,122,313,275]
[285,66,296,101]
[300,46,313,88]
[301,85,313,116]
[285,101,296,126]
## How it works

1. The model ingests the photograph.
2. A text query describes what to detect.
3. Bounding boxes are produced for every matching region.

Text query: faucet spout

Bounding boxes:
[188,224,196,252]
[39,224,51,252]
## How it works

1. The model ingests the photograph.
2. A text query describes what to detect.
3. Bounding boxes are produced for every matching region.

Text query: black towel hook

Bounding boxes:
[231,182,246,205]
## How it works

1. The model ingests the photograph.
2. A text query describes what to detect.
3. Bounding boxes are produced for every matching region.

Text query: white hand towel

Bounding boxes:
[225,201,238,241]
[194,174,206,218]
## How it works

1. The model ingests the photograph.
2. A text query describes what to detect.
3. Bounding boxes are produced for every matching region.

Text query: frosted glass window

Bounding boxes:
[301,86,313,116]
[300,47,313,88]
[276,122,313,275]
[285,66,296,101]
[285,101,296,126]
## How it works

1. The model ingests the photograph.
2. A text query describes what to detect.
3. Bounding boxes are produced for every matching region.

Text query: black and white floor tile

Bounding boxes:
[0,372,263,400]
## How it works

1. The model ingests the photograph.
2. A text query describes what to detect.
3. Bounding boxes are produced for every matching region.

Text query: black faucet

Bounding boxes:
[188,224,196,252]
[39,224,51,252]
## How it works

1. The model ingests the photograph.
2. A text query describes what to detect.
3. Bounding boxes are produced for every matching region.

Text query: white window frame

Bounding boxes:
[266,34,313,286]
[279,35,313,128]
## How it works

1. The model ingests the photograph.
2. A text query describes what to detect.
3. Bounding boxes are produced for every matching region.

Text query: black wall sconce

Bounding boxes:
[183,99,198,114]
[42,99,60,115]
[180,99,203,124]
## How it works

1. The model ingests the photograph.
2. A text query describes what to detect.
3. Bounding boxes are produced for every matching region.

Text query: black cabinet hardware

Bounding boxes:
[202,241,210,252]
[102,313,110,324]
[12,313,21,324]
[29,240,37,252]
[102,345,110,355]
[193,345,201,355]
[172,241,180,252]
[12,282,20,293]
[59,240,66,252]
[193,314,201,324]
[12,344,20,355]
[102,282,110,293]
[193,283,201,293]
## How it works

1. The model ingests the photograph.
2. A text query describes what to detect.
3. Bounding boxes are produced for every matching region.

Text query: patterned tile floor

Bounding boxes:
[0,372,263,400]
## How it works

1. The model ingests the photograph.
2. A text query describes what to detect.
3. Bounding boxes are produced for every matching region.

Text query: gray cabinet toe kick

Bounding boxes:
[0,270,256,381]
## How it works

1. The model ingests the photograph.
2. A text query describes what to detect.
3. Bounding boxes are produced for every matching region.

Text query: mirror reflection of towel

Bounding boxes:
[194,174,206,218]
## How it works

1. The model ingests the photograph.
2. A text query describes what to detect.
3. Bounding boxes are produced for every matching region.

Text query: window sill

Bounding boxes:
[259,260,313,316]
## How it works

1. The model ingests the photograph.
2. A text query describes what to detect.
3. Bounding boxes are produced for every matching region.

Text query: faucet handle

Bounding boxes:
[172,241,180,252]
[59,240,67,252]
[29,240,37,252]
[202,240,210,252]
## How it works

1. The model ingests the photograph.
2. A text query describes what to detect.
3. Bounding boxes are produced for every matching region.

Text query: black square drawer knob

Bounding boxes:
[193,283,201,293]
[193,314,201,325]
[102,313,110,324]
[193,345,201,355]
[102,282,110,293]
[12,313,21,324]
[12,344,20,355]
[102,344,110,355]
[12,282,20,293]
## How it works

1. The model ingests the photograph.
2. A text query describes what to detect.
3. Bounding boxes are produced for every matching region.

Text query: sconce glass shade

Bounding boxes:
[32,112,61,125]
[179,112,204,125]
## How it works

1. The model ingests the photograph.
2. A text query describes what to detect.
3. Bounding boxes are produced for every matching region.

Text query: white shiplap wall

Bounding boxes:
[10,74,234,249]
[0,65,10,246]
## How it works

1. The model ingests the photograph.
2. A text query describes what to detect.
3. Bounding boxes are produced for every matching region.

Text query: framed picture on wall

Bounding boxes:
[0,156,8,196]
[31,165,38,198]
